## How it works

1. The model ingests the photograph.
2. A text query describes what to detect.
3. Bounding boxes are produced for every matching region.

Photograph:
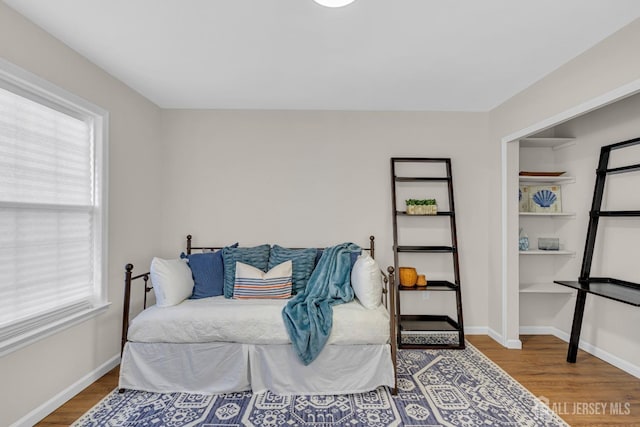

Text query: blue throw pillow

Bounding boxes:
[181,243,238,299]
[268,246,317,295]
[222,244,271,298]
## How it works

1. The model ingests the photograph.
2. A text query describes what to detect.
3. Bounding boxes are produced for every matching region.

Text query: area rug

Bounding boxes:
[73,338,567,426]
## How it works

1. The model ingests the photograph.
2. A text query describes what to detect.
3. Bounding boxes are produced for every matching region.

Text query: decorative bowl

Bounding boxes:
[399,267,418,287]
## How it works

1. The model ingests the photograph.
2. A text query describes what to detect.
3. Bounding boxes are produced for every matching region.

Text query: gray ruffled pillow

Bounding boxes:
[268,245,317,295]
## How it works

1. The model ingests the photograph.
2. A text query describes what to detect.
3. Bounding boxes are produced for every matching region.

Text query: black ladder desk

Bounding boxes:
[555,136,640,363]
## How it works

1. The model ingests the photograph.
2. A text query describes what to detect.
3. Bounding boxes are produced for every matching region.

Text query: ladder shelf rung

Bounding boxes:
[592,210,640,217]
[396,245,456,253]
[398,280,458,291]
[392,157,451,163]
[395,176,451,182]
[396,211,454,216]
[601,163,640,175]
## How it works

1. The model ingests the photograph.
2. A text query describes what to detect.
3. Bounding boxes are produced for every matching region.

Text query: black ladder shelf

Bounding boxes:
[390,157,465,350]
[555,136,640,362]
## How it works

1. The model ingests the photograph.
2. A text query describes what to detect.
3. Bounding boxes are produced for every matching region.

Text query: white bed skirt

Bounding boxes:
[119,342,394,395]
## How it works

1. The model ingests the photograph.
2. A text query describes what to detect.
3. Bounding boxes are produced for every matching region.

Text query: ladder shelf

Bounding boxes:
[390,157,465,350]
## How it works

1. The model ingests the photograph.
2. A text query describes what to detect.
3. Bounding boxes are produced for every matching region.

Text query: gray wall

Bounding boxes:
[0,4,163,426]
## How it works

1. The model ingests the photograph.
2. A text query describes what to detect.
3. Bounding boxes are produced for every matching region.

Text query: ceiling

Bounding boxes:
[5,0,640,111]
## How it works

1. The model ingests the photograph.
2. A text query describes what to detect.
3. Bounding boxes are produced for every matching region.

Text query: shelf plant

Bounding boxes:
[405,199,437,215]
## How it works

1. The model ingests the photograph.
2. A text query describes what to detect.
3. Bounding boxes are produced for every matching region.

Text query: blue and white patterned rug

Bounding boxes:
[73,337,567,426]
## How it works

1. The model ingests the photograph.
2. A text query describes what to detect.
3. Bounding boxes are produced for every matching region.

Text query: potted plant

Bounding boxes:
[427,199,438,215]
[405,199,418,215]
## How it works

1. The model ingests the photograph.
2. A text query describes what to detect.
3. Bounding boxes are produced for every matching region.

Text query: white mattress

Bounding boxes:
[127,296,390,345]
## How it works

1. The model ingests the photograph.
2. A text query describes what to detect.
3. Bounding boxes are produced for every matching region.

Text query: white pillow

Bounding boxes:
[150,257,194,307]
[351,252,382,309]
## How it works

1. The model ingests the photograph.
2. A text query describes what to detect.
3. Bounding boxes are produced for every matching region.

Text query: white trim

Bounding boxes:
[501,78,640,145]
[9,354,120,427]
[0,57,110,355]
[463,326,488,335]
[0,57,109,118]
[500,139,509,346]
[488,326,523,349]
[487,327,502,344]
[0,303,110,357]
[519,326,640,379]
[500,78,640,358]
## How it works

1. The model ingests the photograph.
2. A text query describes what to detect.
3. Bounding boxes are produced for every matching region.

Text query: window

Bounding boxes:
[0,59,108,356]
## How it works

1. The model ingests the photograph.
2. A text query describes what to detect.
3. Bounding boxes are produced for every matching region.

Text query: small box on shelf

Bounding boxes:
[538,237,560,251]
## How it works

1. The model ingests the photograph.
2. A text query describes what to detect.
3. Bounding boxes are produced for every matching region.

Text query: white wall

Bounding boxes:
[0,4,162,426]
[488,18,640,345]
[157,109,490,329]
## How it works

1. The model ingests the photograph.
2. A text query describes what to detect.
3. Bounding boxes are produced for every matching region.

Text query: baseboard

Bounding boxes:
[10,354,120,427]
[520,326,640,379]
[463,326,488,335]
[486,327,522,349]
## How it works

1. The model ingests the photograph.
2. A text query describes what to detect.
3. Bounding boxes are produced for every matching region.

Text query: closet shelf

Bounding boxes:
[520,282,575,294]
[520,137,575,149]
[520,212,575,217]
[519,250,575,256]
[519,175,575,183]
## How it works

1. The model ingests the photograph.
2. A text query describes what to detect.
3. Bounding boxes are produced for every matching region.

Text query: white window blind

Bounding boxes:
[0,60,108,354]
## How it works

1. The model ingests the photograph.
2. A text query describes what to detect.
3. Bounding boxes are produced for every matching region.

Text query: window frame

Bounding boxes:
[0,58,109,356]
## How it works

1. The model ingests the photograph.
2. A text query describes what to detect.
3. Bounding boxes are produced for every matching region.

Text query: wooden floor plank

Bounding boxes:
[467,335,640,427]
[35,335,640,426]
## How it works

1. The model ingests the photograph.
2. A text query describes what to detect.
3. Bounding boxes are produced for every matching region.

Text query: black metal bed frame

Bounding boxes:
[121,234,398,394]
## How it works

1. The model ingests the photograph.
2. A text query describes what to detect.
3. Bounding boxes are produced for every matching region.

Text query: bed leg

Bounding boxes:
[387,266,399,399]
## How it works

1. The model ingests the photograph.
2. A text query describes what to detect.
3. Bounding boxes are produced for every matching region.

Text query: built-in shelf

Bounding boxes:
[519,250,575,256]
[520,137,575,149]
[519,175,575,183]
[519,282,575,294]
[519,212,576,217]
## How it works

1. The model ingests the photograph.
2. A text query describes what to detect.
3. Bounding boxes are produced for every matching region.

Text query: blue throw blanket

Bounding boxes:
[282,242,360,365]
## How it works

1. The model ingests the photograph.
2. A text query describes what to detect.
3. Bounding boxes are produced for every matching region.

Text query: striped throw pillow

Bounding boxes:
[233,260,293,299]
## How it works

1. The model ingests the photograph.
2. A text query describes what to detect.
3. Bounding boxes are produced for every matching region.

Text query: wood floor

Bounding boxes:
[36,335,640,426]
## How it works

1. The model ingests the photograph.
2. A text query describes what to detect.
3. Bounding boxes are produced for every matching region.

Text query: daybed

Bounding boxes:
[120,235,398,396]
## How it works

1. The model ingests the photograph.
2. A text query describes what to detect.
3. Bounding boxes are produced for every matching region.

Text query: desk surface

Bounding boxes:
[554,278,640,306]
